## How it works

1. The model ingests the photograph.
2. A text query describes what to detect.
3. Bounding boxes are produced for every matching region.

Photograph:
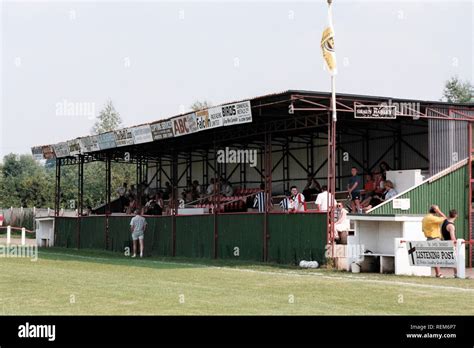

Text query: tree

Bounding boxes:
[442,76,473,103]
[91,100,122,134]
[190,100,212,111]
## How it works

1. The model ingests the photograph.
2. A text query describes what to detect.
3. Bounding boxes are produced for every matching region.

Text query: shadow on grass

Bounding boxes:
[37,247,308,272]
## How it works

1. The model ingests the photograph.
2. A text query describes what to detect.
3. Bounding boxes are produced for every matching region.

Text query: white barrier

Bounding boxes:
[6,225,11,245]
[21,227,26,246]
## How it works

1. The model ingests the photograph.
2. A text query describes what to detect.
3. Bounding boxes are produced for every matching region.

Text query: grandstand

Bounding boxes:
[32,90,474,266]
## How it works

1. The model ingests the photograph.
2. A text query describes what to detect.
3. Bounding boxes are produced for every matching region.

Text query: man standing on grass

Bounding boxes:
[441,209,458,278]
[130,209,147,258]
[422,205,447,278]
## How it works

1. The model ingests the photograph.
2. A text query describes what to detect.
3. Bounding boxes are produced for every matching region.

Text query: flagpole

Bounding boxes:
[328,0,337,122]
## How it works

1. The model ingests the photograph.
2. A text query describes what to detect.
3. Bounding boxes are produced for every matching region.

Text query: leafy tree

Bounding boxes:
[442,76,473,103]
[190,100,212,111]
[91,99,122,134]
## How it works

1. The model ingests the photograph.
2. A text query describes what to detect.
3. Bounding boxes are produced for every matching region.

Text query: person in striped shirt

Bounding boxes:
[253,183,266,213]
[289,186,305,213]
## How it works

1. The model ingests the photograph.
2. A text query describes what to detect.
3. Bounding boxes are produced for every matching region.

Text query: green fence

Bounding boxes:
[107,216,132,254]
[147,216,173,257]
[80,216,106,249]
[53,213,328,264]
[175,215,214,258]
[218,214,264,261]
[268,213,327,264]
[55,217,78,248]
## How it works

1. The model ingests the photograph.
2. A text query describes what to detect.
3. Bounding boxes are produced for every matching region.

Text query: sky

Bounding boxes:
[0,0,472,159]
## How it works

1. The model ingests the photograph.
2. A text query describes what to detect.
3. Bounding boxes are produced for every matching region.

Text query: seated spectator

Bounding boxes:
[206,178,216,196]
[192,180,202,198]
[163,182,172,200]
[303,174,322,200]
[221,180,234,197]
[334,202,350,240]
[126,195,138,214]
[364,173,376,195]
[289,186,305,212]
[315,185,336,212]
[382,180,398,200]
[362,180,397,212]
[379,161,391,178]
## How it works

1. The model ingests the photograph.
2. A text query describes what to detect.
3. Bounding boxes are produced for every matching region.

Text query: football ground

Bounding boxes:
[1,248,473,315]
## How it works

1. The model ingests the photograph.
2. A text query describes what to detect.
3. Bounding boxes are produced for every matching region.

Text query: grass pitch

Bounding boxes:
[0,248,473,315]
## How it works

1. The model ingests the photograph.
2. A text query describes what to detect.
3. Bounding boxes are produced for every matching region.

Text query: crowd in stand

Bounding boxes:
[110,160,399,217]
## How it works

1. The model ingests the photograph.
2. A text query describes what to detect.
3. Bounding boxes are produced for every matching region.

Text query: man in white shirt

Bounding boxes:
[130,209,147,258]
[315,185,337,212]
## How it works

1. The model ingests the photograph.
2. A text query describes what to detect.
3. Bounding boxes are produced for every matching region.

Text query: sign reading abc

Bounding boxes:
[172,113,198,137]
[222,101,252,126]
[407,240,456,267]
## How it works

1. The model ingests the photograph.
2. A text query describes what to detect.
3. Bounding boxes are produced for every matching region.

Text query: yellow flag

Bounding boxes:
[321,26,337,75]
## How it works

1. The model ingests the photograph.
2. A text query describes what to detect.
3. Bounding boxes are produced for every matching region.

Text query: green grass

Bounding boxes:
[0,248,473,315]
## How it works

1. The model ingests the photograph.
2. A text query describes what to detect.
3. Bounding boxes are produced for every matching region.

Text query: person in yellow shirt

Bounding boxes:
[422,205,447,278]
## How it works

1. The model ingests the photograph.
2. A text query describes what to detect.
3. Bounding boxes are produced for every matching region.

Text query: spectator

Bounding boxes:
[441,209,458,277]
[192,180,202,197]
[117,182,129,212]
[303,174,322,200]
[382,180,397,200]
[253,183,266,213]
[347,167,362,213]
[289,186,305,212]
[373,170,385,195]
[207,178,215,196]
[130,209,147,258]
[422,205,447,278]
[364,173,376,195]
[155,192,164,215]
[334,202,350,240]
[163,182,172,200]
[222,180,234,197]
[279,191,290,212]
[315,185,336,212]
[379,161,391,178]
[126,195,138,215]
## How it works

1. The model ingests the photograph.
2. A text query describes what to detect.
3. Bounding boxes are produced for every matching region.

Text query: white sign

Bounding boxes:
[150,120,174,140]
[354,104,396,119]
[31,146,44,160]
[97,132,116,150]
[53,142,70,158]
[222,101,252,126]
[67,139,81,156]
[407,240,456,267]
[392,198,410,210]
[114,128,134,147]
[131,125,153,144]
[79,136,100,153]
